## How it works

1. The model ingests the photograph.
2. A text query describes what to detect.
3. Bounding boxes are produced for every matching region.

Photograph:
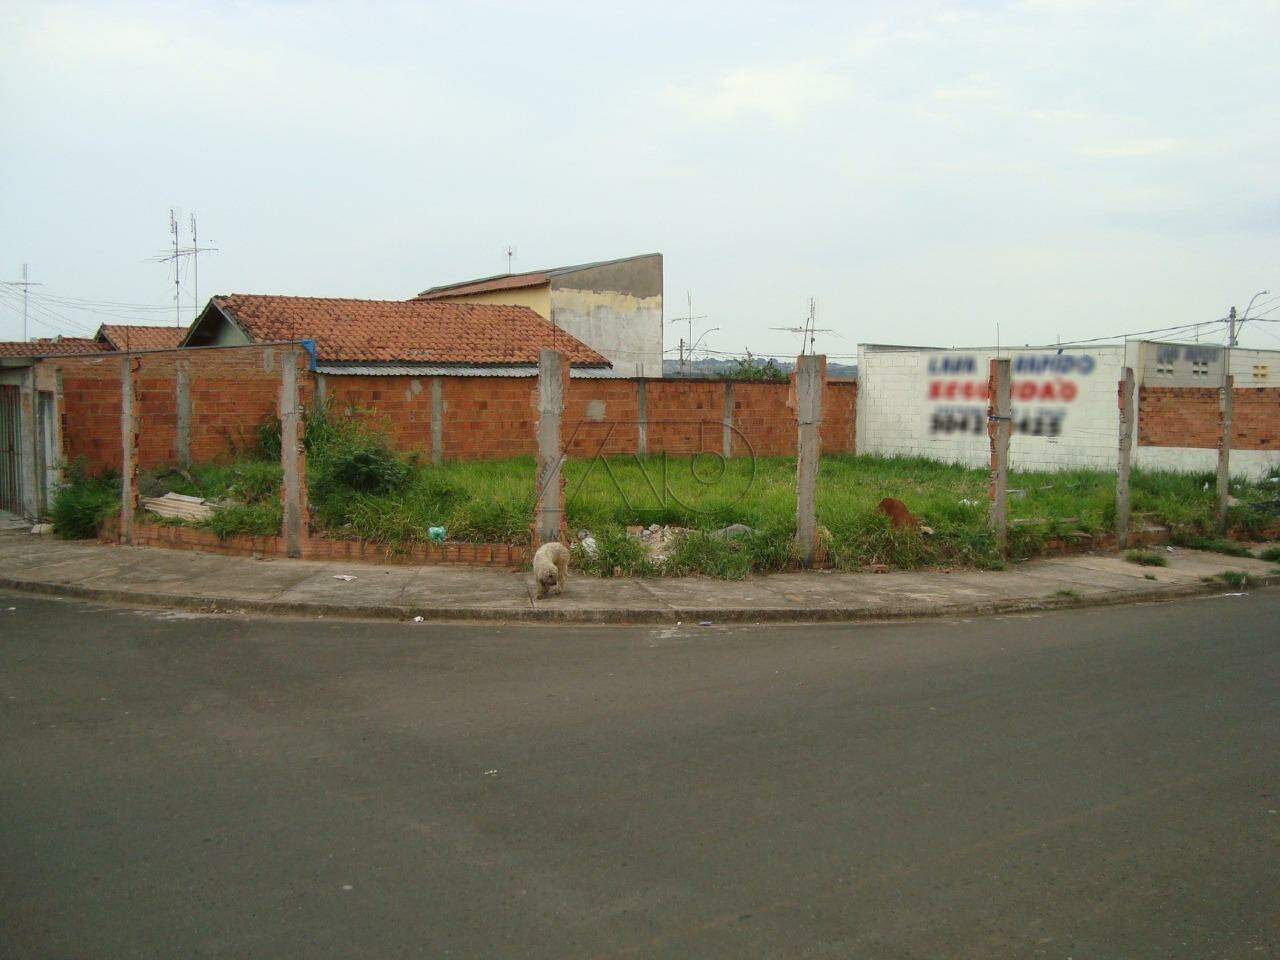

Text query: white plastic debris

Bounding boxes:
[483,769,498,776]
[29,523,53,535]
[333,574,358,581]
[412,615,424,622]
[578,534,598,558]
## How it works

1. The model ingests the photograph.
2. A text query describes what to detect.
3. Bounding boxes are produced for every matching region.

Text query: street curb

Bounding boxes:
[1,571,1275,626]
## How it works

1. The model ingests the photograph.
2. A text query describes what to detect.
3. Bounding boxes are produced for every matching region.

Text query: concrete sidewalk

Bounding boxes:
[0,530,1276,623]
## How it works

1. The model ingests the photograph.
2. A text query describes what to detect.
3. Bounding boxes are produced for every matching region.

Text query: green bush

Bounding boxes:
[1259,546,1280,563]
[51,469,120,539]
[1124,550,1168,567]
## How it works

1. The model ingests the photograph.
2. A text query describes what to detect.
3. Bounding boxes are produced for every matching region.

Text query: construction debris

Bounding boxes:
[140,492,217,522]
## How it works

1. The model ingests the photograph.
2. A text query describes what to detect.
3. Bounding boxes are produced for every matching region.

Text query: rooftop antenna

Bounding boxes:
[147,209,217,328]
[668,291,710,375]
[189,214,217,321]
[771,297,835,356]
[2,263,42,342]
[503,245,517,275]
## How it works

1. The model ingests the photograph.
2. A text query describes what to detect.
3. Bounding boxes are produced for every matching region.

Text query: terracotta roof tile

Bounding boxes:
[209,295,610,367]
[96,324,187,351]
[0,337,110,358]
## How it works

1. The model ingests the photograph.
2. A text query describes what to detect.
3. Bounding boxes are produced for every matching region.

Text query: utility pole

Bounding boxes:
[1228,306,1237,347]
[3,264,42,342]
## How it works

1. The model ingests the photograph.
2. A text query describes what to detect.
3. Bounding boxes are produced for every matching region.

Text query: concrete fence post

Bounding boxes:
[120,355,139,545]
[430,376,444,466]
[1116,367,1135,548]
[794,354,824,566]
[635,380,648,456]
[18,367,39,520]
[987,357,1012,552]
[722,381,734,460]
[174,358,192,468]
[535,350,566,546]
[1217,373,1234,534]
[279,346,307,558]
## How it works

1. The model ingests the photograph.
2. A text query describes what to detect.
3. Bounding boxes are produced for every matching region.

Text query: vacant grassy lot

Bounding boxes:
[53,405,1279,578]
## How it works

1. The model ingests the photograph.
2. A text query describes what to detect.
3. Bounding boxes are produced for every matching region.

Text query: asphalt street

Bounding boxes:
[1,589,1278,958]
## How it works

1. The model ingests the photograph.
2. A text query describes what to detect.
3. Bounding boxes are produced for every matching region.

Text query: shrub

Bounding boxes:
[1176,536,1253,558]
[1257,546,1280,563]
[51,471,120,539]
[1124,550,1168,567]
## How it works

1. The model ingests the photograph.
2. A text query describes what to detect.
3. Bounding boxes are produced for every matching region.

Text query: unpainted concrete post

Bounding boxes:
[120,356,139,544]
[174,359,191,468]
[18,367,39,520]
[722,381,734,460]
[313,372,328,413]
[794,354,824,566]
[1217,373,1234,534]
[430,376,444,466]
[635,379,648,456]
[280,347,307,558]
[987,357,1012,552]
[1115,367,1135,548]
[535,350,567,546]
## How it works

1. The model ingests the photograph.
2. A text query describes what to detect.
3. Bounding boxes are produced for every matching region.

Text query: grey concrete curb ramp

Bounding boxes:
[1,571,1277,624]
[1,531,1277,624]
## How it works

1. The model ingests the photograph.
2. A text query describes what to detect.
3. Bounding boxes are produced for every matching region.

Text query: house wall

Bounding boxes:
[433,284,553,320]
[43,344,304,475]
[856,344,1129,471]
[857,341,1280,478]
[549,255,664,379]
[322,372,857,462]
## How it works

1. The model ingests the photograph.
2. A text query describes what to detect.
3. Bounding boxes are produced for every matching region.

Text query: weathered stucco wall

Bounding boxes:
[434,284,552,320]
[550,255,663,378]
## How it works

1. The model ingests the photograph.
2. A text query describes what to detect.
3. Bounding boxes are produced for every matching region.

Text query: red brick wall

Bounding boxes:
[48,354,125,473]
[1139,386,1280,450]
[47,345,305,475]
[188,347,298,464]
[324,374,859,462]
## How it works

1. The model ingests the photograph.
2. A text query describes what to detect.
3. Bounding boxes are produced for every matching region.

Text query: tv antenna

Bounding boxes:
[668,291,713,375]
[503,245,517,275]
[2,263,42,342]
[771,298,836,355]
[148,209,218,327]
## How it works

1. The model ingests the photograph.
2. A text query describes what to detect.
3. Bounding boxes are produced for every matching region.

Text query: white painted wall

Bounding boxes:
[857,341,1280,477]
[856,344,1131,471]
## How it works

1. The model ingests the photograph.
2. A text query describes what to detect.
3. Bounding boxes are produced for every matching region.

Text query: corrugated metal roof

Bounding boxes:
[315,364,638,379]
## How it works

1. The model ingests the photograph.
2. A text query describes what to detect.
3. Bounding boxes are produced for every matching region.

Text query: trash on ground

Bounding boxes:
[141,492,217,522]
[333,574,358,581]
[626,524,687,564]
[711,523,757,540]
[427,526,446,543]
[698,620,713,626]
[412,615,424,622]
[577,531,598,557]
[483,769,498,776]
[29,523,53,535]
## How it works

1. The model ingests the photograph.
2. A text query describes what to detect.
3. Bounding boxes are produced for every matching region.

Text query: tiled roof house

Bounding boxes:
[182,294,611,376]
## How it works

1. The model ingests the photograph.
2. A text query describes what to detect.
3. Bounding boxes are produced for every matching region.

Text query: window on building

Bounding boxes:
[1191,360,1210,378]
[1253,364,1269,382]
[1155,362,1175,377]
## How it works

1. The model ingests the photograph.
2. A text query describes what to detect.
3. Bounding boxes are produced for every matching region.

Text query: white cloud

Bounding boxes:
[664,60,853,124]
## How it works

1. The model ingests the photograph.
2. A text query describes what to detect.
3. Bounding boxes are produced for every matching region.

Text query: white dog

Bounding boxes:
[532,541,570,599]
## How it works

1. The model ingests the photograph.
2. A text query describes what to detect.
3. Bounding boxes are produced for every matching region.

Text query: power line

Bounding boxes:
[2,264,42,342]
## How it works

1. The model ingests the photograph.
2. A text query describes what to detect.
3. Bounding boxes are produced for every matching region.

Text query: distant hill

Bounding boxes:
[662,357,857,379]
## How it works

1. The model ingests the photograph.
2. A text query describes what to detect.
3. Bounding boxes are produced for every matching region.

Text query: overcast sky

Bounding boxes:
[2,0,1278,356]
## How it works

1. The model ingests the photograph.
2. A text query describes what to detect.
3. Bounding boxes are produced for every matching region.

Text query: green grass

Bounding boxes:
[1125,550,1168,567]
[1204,570,1250,590]
[1174,535,1255,558]
[56,408,1280,577]
[1257,546,1280,563]
[50,464,120,539]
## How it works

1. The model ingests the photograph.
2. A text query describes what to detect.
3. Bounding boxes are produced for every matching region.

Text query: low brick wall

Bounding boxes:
[1139,386,1280,450]
[99,516,528,568]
